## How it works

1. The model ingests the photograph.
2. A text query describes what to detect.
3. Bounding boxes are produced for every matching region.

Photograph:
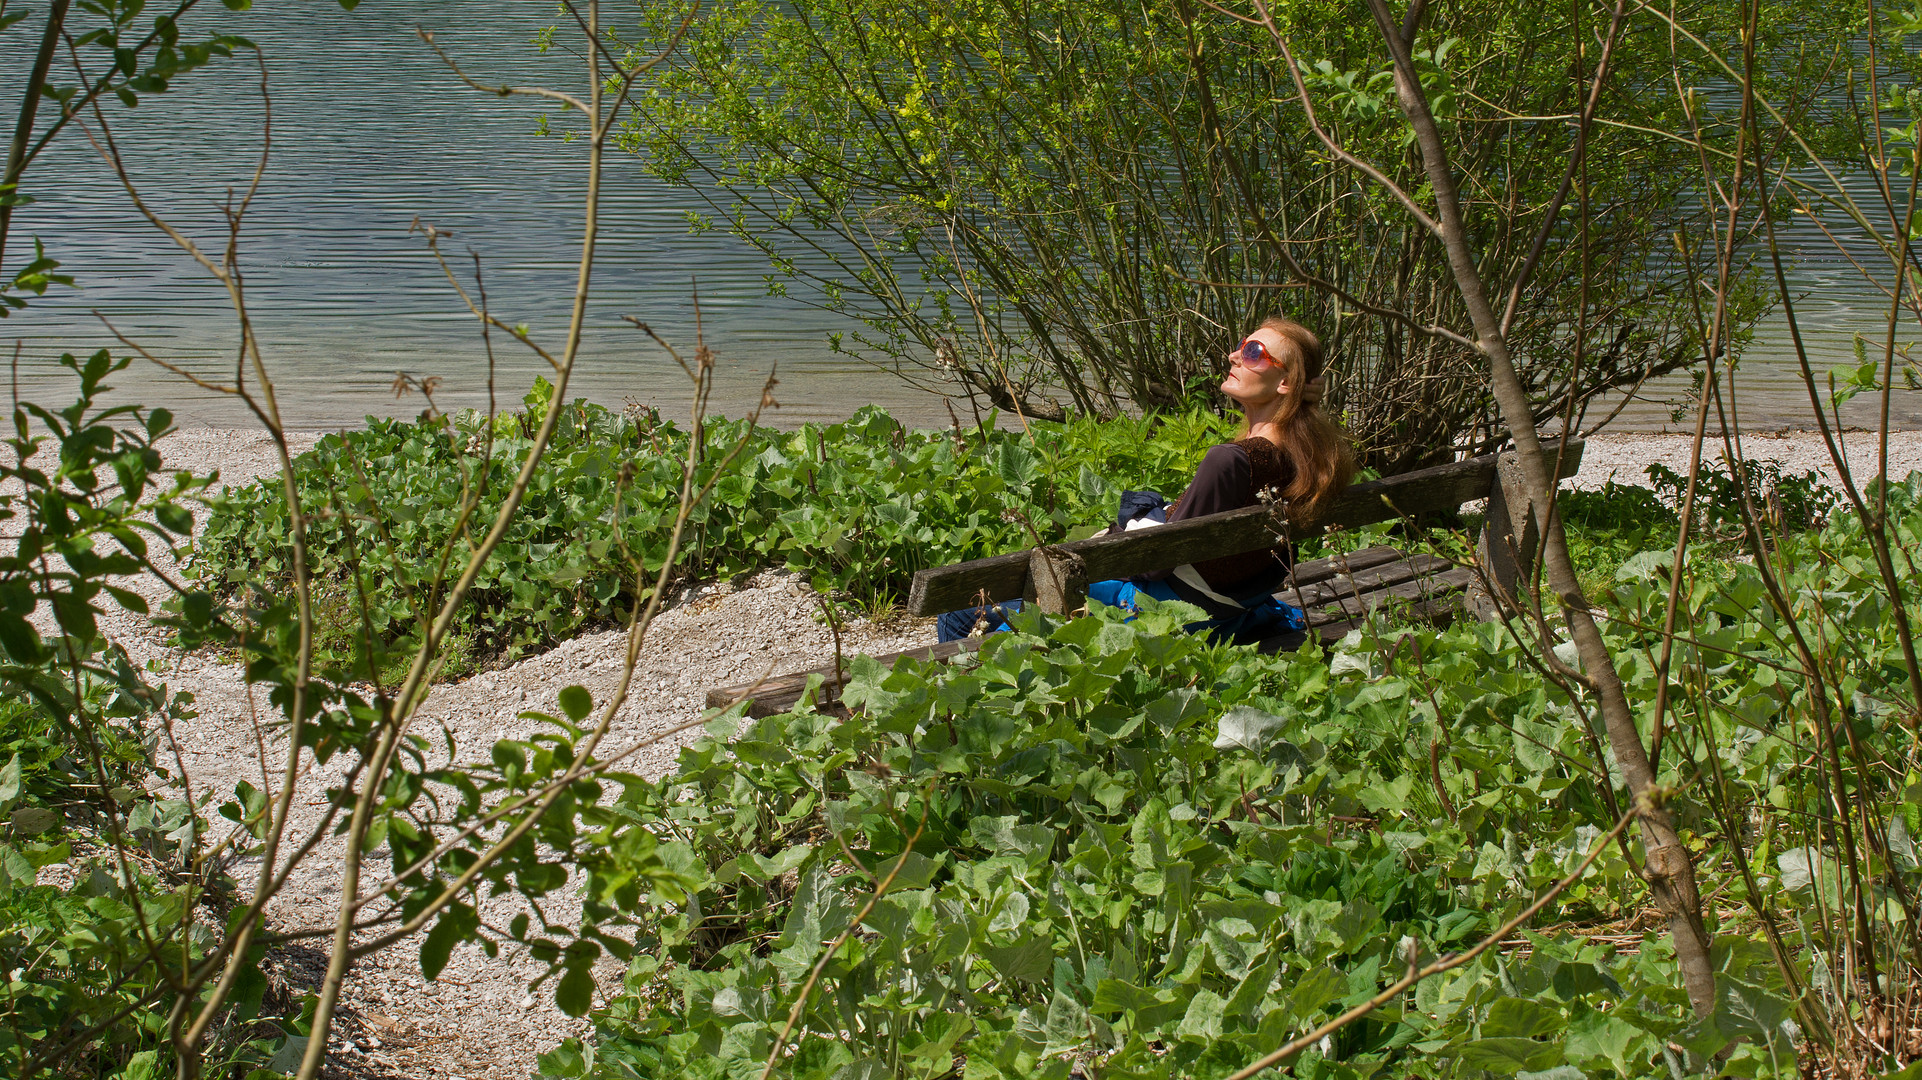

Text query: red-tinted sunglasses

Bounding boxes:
[1235,338,1278,371]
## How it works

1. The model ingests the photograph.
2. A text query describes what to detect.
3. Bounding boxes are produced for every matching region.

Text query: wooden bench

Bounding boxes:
[709,440,1583,717]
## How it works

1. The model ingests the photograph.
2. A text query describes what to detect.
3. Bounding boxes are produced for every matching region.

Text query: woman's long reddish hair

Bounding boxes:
[1247,316,1355,520]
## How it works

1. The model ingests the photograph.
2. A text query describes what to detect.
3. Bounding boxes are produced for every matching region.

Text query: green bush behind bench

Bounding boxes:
[191,379,1237,676]
[194,376,1842,680]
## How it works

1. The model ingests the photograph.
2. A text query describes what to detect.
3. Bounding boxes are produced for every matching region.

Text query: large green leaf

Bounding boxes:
[1483,997,1566,1039]
[1285,966,1347,1021]
[1450,1036,1563,1074]
[0,754,20,811]
[1176,989,1226,1042]
[1565,1006,1645,1073]
[1212,706,1290,754]
[1043,991,1091,1054]
[1714,978,1792,1043]
[779,867,853,950]
[984,935,1052,984]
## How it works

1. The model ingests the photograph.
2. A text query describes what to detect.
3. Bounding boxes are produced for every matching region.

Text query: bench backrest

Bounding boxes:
[906,439,1584,616]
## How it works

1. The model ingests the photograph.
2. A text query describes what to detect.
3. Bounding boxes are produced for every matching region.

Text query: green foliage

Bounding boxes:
[0,353,299,1079]
[1558,464,1840,600]
[1559,482,1679,536]
[192,390,1235,675]
[1646,459,1840,536]
[0,693,136,826]
[0,853,294,1080]
[518,592,1838,1078]
[2,239,74,318]
[607,0,1814,470]
[1599,477,1922,1055]
[0,351,210,806]
[519,468,1922,1078]
[1558,481,1683,598]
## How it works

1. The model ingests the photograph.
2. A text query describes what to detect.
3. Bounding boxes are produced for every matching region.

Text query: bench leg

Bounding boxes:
[1471,450,1541,621]
[1025,546,1088,616]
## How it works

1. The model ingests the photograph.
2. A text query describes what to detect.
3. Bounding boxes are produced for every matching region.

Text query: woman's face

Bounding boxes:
[1220,326,1289,406]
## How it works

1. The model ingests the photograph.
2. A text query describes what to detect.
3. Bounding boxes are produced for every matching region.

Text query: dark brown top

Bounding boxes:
[1142,437,1295,593]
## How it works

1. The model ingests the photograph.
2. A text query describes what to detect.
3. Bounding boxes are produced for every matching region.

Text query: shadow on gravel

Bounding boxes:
[262,941,439,1080]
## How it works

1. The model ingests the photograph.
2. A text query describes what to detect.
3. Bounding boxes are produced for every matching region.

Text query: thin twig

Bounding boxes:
[760,814,928,1080]
[1224,800,1642,1080]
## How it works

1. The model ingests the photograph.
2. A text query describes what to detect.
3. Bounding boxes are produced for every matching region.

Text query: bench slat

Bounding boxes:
[1310,590,1467,644]
[1286,552,1456,610]
[1307,563,1479,625]
[707,637,983,719]
[1286,545,1406,589]
[906,440,1580,616]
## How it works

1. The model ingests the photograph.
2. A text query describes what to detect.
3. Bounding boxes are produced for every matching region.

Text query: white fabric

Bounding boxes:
[1118,516,1247,610]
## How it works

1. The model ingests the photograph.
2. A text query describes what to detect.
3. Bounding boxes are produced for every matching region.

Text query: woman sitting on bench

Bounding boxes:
[937,314,1355,643]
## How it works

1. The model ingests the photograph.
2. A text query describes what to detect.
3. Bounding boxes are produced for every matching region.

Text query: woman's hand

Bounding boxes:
[1297,375,1327,406]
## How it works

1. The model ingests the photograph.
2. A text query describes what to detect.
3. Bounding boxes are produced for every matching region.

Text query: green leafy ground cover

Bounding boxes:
[508,479,1922,1078]
[533,605,1680,1079]
[0,355,295,1078]
[90,383,1922,1077]
[191,384,1239,678]
[196,382,1826,683]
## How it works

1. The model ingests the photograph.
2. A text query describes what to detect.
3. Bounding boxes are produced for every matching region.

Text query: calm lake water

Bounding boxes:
[5,1,951,429]
[4,2,1916,433]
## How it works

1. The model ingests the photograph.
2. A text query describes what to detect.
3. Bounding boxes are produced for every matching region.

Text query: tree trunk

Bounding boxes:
[1361,0,1716,1016]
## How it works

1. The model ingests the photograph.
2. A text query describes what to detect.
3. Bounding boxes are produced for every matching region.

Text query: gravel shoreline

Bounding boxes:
[73,424,1922,1078]
[1569,429,1922,492]
[88,429,942,1080]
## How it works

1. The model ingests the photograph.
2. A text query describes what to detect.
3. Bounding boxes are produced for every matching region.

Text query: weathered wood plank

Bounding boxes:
[1285,553,1456,610]
[1307,564,1479,625]
[707,637,982,719]
[906,440,1581,616]
[1309,590,1468,644]
[1286,545,1406,589]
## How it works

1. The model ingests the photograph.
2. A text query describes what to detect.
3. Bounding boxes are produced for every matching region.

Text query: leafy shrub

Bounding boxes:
[519,600,1821,1079]
[0,697,100,823]
[0,352,294,1079]
[523,471,1922,1077]
[1558,480,1678,534]
[1646,457,1839,534]
[0,848,290,1080]
[192,383,1235,675]
[1557,480,1682,595]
